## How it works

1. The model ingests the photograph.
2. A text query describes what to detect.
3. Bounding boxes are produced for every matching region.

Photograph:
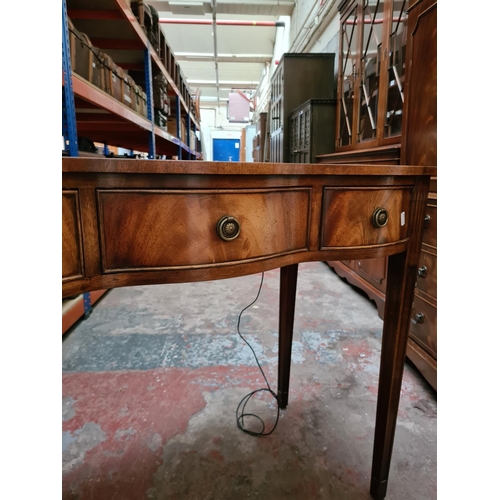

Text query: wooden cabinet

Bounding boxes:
[402,0,437,389]
[326,258,388,315]
[406,187,437,388]
[270,54,335,163]
[323,0,407,308]
[324,0,409,318]
[336,0,407,151]
[252,112,269,162]
[290,100,336,164]
[324,0,437,389]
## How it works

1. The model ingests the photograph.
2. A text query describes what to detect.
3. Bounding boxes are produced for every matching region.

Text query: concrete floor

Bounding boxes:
[62,261,437,500]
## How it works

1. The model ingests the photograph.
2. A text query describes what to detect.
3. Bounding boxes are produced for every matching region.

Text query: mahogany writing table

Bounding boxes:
[62,158,436,499]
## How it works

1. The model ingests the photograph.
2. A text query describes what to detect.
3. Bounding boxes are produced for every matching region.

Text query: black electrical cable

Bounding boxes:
[235,272,280,436]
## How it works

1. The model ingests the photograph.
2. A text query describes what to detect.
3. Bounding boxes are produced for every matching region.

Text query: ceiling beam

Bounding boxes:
[175,52,272,62]
[159,18,285,27]
[148,0,295,17]
[188,80,259,89]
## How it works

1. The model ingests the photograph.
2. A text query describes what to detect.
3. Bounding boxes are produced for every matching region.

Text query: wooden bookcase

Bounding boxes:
[269,54,335,163]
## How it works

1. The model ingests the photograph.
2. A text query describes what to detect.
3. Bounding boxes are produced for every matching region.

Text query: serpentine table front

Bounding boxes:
[62,158,436,499]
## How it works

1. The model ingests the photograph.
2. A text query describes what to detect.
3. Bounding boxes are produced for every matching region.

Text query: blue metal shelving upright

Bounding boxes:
[62,0,92,317]
[62,0,78,157]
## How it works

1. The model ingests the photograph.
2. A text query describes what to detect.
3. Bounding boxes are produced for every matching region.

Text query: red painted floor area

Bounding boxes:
[62,263,437,500]
[63,366,266,499]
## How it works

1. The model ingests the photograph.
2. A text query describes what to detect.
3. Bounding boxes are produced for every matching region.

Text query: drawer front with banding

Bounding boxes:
[320,187,412,249]
[97,188,311,272]
[409,295,437,358]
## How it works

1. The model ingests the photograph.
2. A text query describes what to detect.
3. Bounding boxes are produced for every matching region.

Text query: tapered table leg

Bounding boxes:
[369,252,413,498]
[277,263,298,409]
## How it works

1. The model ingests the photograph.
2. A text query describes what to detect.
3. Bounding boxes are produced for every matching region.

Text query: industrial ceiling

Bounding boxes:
[148,0,295,107]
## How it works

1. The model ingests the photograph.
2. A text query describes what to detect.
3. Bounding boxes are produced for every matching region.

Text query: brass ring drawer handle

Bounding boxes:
[372,207,389,228]
[216,215,241,241]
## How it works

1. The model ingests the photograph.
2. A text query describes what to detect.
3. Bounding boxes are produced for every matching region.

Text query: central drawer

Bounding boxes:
[321,187,411,248]
[97,188,311,271]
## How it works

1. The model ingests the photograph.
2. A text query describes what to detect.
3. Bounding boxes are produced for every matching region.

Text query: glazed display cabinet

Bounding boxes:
[336,0,407,151]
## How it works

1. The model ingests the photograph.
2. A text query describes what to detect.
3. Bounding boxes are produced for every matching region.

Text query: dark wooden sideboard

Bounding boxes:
[62,157,436,500]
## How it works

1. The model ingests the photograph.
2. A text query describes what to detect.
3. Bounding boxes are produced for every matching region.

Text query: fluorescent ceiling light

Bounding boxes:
[169,2,204,6]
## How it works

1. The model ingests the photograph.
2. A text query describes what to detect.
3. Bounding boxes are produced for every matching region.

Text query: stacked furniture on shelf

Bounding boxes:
[130,0,197,147]
[68,18,148,119]
[64,0,201,159]
[316,0,437,389]
[62,0,204,334]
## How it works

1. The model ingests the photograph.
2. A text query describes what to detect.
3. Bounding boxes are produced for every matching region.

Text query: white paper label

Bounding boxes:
[124,95,132,103]
[401,212,406,226]
[92,62,96,68]
[112,74,116,82]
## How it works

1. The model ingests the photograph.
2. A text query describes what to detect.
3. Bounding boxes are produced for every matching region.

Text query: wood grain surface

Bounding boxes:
[62,190,84,281]
[98,189,310,271]
[62,157,436,298]
[321,188,411,248]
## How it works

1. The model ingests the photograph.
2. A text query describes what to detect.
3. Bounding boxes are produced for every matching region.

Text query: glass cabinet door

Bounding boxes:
[335,0,407,151]
[384,0,407,138]
[358,0,385,143]
[338,2,360,147]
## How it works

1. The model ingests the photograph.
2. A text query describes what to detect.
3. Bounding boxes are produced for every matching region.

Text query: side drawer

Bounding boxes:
[422,195,437,248]
[97,188,311,272]
[416,248,437,299]
[409,295,437,358]
[321,187,411,248]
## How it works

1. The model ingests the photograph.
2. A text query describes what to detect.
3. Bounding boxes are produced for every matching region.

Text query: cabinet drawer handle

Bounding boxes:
[417,266,427,278]
[424,214,431,227]
[411,312,425,325]
[372,207,389,228]
[216,215,241,241]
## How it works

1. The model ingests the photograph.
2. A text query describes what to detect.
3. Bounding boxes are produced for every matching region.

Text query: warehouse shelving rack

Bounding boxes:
[63,0,202,158]
[63,0,110,334]
[62,0,202,334]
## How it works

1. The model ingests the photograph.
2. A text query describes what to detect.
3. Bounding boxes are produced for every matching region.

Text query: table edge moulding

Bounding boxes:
[62,157,436,500]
